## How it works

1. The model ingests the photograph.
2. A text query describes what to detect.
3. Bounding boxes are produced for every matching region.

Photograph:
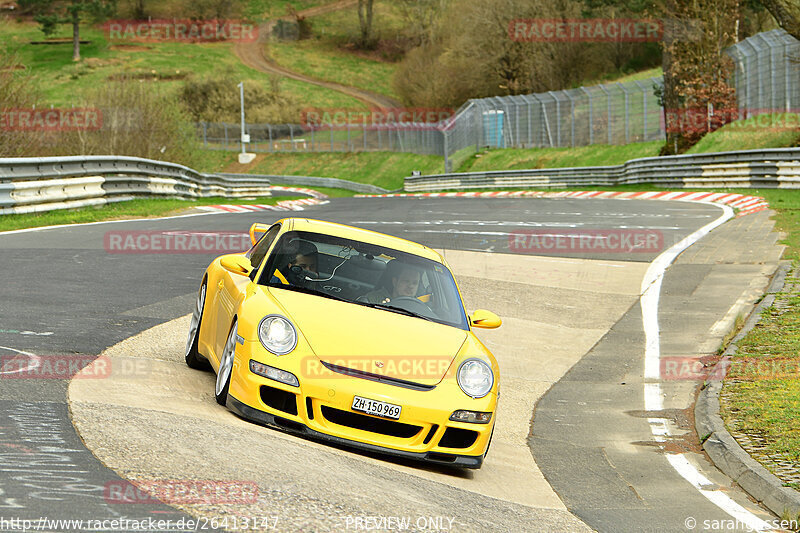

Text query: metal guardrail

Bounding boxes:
[0,155,276,215]
[404,148,800,191]
[216,173,388,195]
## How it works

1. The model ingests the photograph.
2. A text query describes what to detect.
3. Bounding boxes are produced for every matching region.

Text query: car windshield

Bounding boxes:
[258,230,469,330]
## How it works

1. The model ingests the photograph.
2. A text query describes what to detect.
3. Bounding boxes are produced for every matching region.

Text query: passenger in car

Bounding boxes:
[358,260,421,304]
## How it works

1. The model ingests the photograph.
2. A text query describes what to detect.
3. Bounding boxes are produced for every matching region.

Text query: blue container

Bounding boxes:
[482,110,505,148]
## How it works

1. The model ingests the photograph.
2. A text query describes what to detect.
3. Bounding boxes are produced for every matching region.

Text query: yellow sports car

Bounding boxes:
[186,218,501,468]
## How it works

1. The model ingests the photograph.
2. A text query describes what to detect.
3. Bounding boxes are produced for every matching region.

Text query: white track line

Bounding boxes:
[0,345,41,375]
[640,201,773,531]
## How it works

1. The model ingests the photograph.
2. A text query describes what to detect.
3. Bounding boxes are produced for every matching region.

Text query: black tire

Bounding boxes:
[215,319,238,406]
[186,281,211,370]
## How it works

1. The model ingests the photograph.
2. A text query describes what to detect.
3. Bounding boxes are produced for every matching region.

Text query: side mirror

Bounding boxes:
[249,223,270,246]
[470,309,501,329]
[220,255,253,276]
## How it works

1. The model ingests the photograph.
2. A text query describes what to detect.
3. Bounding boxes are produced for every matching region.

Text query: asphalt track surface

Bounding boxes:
[0,196,782,532]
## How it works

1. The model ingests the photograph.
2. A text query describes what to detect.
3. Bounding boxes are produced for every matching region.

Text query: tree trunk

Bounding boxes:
[759,0,800,40]
[72,10,80,62]
[134,0,146,19]
[660,16,682,154]
[358,0,374,48]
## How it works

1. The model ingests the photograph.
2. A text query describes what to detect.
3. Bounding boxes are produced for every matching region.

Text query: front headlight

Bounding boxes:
[456,358,494,399]
[258,315,297,355]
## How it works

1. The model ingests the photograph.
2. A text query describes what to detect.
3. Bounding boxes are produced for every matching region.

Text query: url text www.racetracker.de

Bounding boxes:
[0,516,279,531]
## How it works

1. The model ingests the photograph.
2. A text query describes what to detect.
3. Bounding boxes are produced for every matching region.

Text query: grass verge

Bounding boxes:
[456,142,664,172]
[0,195,299,233]
[272,185,357,197]
[686,113,800,154]
[196,150,444,190]
[269,39,398,100]
[717,189,800,478]
[2,18,363,116]
[720,285,800,464]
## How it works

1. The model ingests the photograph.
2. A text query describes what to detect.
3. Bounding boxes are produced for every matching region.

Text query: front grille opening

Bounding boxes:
[427,452,457,463]
[320,406,422,439]
[274,417,304,432]
[306,397,314,420]
[438,427,479,449]
[260,385,298,416]
[423,424,439,444]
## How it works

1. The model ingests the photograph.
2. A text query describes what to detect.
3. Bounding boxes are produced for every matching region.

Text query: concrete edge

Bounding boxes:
[695,260,800,519]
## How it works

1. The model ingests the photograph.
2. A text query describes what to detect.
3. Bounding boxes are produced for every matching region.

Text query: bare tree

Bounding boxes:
[657,0,739,153]
[358,0,375,48]
[397,0,449,46]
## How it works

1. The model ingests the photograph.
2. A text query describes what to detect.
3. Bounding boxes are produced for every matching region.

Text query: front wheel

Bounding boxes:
[186,281,211,370]
[215,319,238,406]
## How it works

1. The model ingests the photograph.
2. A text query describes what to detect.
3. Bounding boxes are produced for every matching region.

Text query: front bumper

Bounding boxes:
[226,342,495,469]
[227,396,485,469]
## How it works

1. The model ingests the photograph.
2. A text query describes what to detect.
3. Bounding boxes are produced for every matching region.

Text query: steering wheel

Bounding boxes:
[389,296,435,316]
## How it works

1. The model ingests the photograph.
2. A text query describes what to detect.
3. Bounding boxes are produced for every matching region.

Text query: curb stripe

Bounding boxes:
[354,190,769,216]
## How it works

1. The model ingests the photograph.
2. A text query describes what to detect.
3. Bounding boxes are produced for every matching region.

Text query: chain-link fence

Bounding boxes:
[728,29,800,116]
[198,29,799,172]
[441,77,666,171]
[198,122,444,156]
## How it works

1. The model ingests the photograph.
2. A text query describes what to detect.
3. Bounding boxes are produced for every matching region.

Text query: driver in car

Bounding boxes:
[272,240,319,286]
[359,261,421,304]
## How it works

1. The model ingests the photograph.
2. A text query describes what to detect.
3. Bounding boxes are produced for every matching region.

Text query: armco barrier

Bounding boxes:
[0,155,275,215]
[216,173,389,195]
[404,148,800,191]
[0,157,388,215]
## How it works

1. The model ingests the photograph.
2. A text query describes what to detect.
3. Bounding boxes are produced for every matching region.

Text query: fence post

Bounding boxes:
[617,83,630,144]
[549,91,561,147]
[564,92,575,147]
[443,128,450,173]
[525,96,533,147]
[531,94,552,147]
[785,40,792,112]
[598,84,612,144]
[770,44,777,111]
[754,41,763,110]
[581,87,593,145]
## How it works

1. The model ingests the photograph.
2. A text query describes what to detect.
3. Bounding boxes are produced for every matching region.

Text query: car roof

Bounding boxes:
[276,218,445,263]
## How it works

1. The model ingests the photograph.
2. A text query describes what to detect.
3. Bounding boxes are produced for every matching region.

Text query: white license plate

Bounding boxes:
[351,396,401,420]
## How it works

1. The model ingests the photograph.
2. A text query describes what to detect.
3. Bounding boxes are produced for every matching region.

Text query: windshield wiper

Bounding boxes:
[355,302,434,322]
[271,285,434,322]
[269,284,350,303]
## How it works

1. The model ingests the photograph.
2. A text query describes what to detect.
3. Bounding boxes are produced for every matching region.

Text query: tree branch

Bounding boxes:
[759,0,800,40]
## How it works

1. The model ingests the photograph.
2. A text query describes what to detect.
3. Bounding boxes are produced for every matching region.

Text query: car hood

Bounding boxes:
[267,287,467,386]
